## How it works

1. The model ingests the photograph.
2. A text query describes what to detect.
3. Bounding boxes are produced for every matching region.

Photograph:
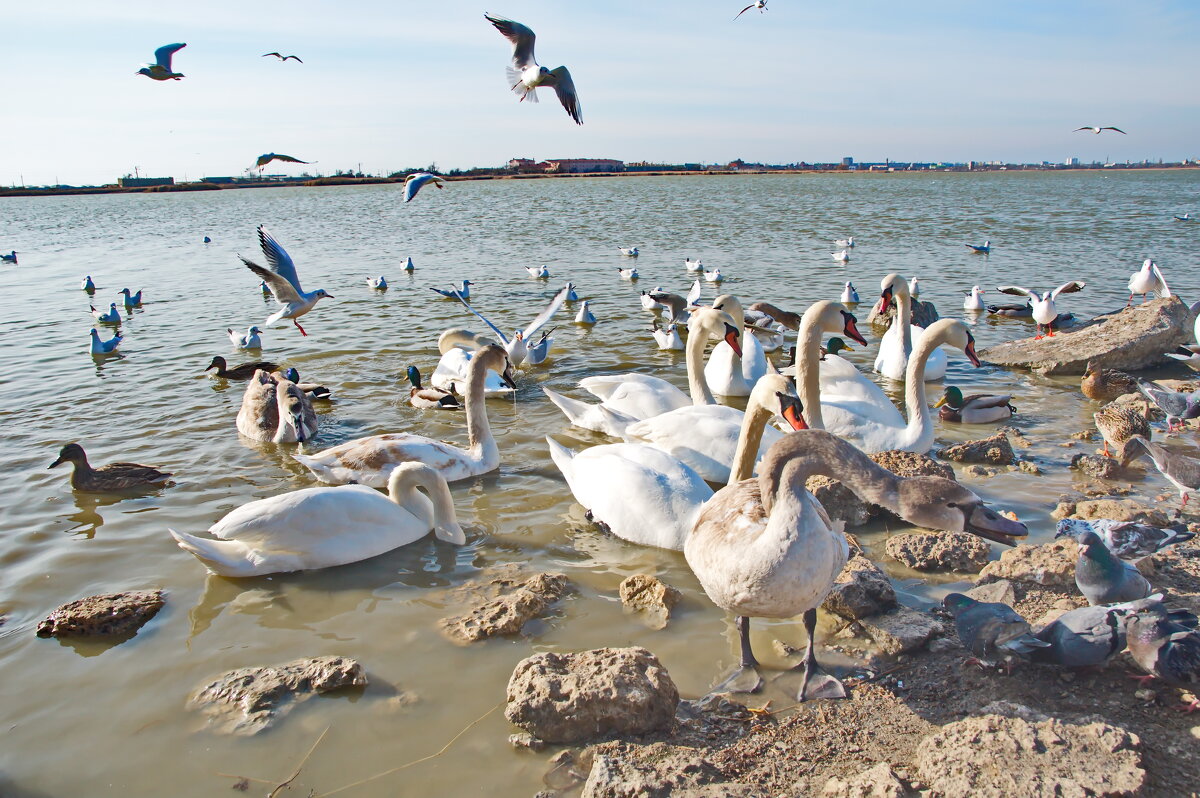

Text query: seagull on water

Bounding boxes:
[831,248,850,263]
[685,258,703,272]
[485,13,582,125]
[203,236,212,244]
[262,52,303,63]
[833,236,855,248]
[526,264,550,279]
[618,246,639,257]
[402,256,415,272]
[840,282,859,304]
[565,282,579,302]
[81,276,96,294]
[229,326,263,349]
[1175,213,1191,222]
[92,304,121,324]
[0,251,17,263]
[1074,126,1126,135]
[996,281,1086,338]
[430,280,473,300]
[368,276,388,290]
[403,172,444,202]
[966,239,991,254]
[734,0,767,20]
[90,329,122,355]
[255,153,311,170]
[119,288,143,308]
[618,267,639,280]
[964,286,986,311]
[239,225,333,337]
[137,43,186,81]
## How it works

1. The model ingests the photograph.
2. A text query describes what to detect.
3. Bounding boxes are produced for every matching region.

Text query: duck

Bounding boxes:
[986,300,1033,318]
[1120,435,1200,507]
[236,370,318,443]
[81,276,96,294]
[840,282,859,304]
[996,281,1086,338]
[704,294,770,397]
[295,345,515,486]
[49,443,173,492]
[963,286,986,311]
[119,288,143,308]
[833,236,855,249]
[429,280,474,300]
[526,264,550,279]
[1126,259,1170,306]
[206,355,280,380]
[242,225,334,337]
[685,258,703,272]
[451,284,568,367]
[650,319,683,350]
[966,240,991,254]
[820,337,854,360]
[91,303,121,324]
[228,326,263,350]
[874,273,947,381]
[684,430,1028,698]
[367,276,388,290]
[1094,402,1151,457]
[402,256,415,272]
[617,267,639,280]
[575,301,597,325]
[1080,362,1137,402]
[831,249,850,263]
[704,267,724,283]
[935,386,1016,424]
[618,246,639,257]
[0,251,17,263]
[543,307,742,436]
[280,368,332,401]
[90,328,122,355]
[407,365,459,409]
[203,235,212,244]
[168,462,466,577]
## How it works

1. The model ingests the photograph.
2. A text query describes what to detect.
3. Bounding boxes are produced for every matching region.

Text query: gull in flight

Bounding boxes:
[256,153,311,170]
[137,43,186,81]
[735,1,767,21]
[262,52,303,63]
[484,13,582,125]
[997,281,1086,339]
[404,172,444,202]
[1074,126,1126,135]
[239,225,333,337]
[454,285,570,367]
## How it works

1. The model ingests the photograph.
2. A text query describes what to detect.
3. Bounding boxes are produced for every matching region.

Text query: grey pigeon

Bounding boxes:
[1124,602,1200,711]
[1120,434,1200,507]
[943,593,1049,669]
[1135,377,1200,432]
[1031,595,1193,668]
[1074,530,1153,605]
[1055,518,1195,561]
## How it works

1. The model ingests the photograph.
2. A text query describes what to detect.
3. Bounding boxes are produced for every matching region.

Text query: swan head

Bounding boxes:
[878,273,910,313]
[277,382,311,442]
[476,343,517,388]
[688,307,742,356]
[925,319,980,366]
[711,294,745,328]
[205,356,226,372]
[897,477,1028,545]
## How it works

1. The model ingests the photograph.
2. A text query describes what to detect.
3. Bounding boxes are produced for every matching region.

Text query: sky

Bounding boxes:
[3,0,1198,186]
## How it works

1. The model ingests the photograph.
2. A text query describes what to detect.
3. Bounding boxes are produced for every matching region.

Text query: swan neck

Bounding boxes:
[465,355,497,457]
[795,312,825,430]
[728,394,773,484]
[762,436,899,514]
[897,291,913,353]
[902,329,938,442]
[686,328,717,406]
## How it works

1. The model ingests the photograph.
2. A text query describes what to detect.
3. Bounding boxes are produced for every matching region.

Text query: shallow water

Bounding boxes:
[1,171,1198,797]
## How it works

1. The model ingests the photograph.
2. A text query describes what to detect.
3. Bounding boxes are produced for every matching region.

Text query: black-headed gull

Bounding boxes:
[228,326,263,349]
[833,236,854,248]
[526,264,550,279]
[404,172,444,202]
[91,304,121,324]
[734,0,767,20]
[81,275,95,294]
[90,328,122,355]
[367,276,388,290]
[256,153,311,170]
[262,52,302,63]
[966,240,991,254]
[119,288,143,308]
[485,14,582,125]
[1126,259,1170,306]
[831,249,850,263]
[137,43,186,81]
[453,284,569,366]
[239,225,333,337]
[840,282,859,304]
[963,286,985,311]
[575,301,597,325]
[430,280,473,300]
[996,281,1086,338]
[1074,126,1126,135]
[402,256,415,272]
[1175,213,1191,222]
[618,246,639,257]
[617,266,639,280]
[684,257,703,272]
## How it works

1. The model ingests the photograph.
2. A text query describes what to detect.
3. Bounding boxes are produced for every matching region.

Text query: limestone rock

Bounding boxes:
[916,713,1144,797]
[885,532,991,573]
[618,575,681,630]
[978,296,1193,375]
[966,579,1017,607]
[36,589,164,639]
[821,762,908,798]
[963,465,994,477]
[822,555,897,620]
[581,745,728,798]
[870,449,955,479]
[440,572,571,643]
[505,647,679,744]
[977,539,1076,587]
[189,656,366,735]
[808,475,874,527]
[1051,498,1170,527]
[859,608,944,655]
[938,432,1015,465]
[1017,460,1041,475]
[1070,454,1122,479]
[868,297,940,331]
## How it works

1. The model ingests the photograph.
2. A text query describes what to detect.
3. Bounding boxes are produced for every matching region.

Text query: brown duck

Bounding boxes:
[206,356,280,380]
[49,443,173,492]
[1081,361,1138,403]
[1094,403,1151,457]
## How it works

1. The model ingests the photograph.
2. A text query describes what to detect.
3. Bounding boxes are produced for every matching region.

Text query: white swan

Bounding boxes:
[1126,259,1170,306]
[704,295,769,397]
[295,345,515,486]
[236,370,318,443]
[874,273,947,381]
[452,284,568,367]
[778,300,873,416]
[431,330,513,395]
[996,281,1086,338]
[963,286,985,311]
[168,463,466,577]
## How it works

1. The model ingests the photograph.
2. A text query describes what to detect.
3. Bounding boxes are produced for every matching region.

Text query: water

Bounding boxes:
[1,171,1197,797]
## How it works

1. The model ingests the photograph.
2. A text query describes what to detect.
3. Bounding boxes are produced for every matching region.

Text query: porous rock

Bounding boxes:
[189,656,366,735]
[916,713,1144,797]
[870,450,955,479]
[505,647,679,744]
[808,476,874,527]
[965,579,1017,607]
[938,432,1015,465]
[885,532,991,573]
[36,589,164,639]
[821,762,908,798]
[581,745,732,798]
[858,608,944,655]
[868,297,940,331]
[1051,498,1170,527]
[1070,454,1122,480]
[440,572,571,643]
[618,575,681,629]
[822,555,897,621]
[976,539,1076,587]
[978,296,1193,375]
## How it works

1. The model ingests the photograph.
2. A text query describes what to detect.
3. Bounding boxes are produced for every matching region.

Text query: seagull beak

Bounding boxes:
[723,323,743,357]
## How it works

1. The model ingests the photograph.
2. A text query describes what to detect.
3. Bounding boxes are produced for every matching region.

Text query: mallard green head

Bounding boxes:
[935,385,964,409]
[824,337,852,356]
[406,365,421,388]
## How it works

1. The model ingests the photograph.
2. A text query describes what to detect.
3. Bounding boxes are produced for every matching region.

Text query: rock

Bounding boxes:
[505,647,679,744]
[916,713,1144,797]
[509,732,546,751]
[821,762,908,798]
[928,636,958,654]
[188,656,366,735]
[859,608,944,655]
[808,475,874,527]
[1070,429,1094,441]
[963,465,994,477]
[965,579,1017,606]
[1070,454,1122,479]
[36,589,164,639]
[1002,427,1033,448]
[938,432,1015,465]
[886,532,991,573]
[869,450,955,480]
[979,296,1193,375]
[976,539,1076,587]
[439,572,571,643]
[822,555,897,621]
[1017,460,1041,475]
[618,575,681,630]
[1051,498,1170,527]
[868,296,940,331]
[581,746,727,798]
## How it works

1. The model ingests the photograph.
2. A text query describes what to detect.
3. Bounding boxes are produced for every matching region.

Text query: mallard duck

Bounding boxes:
[1094,402,1151,457]
[407,365,459,409]
[820,337,853,360]
[280,368,332,400]
[935,386,1016,423]
[49,443,173,492]
[1081,361,1138,403]
[206,356,279,380]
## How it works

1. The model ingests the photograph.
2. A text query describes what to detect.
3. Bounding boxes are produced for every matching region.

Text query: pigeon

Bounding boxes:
[484,13,582,125]
[255,153,311,169]
[1120,434,1200,507]
[137,43,186,81]
[262,52,303,62]
[1056,518,1195,562]
[403,172,443,202]
[1073,530,1153,606]
[1134,377,1200,432]
[943,593,1050,669]
[1124,602,1200,711]
[89,328,122,355]
[1074,126,1126,135]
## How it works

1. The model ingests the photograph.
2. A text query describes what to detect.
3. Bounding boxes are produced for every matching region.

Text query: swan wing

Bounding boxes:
[293,433,476,487]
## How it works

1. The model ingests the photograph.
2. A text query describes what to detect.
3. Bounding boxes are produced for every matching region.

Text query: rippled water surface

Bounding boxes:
[1,171,1198,797]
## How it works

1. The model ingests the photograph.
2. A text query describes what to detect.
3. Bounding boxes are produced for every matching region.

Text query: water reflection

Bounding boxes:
[60,488,169,537]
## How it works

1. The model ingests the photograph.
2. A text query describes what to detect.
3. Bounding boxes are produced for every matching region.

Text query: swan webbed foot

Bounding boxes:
[710,664,764,695]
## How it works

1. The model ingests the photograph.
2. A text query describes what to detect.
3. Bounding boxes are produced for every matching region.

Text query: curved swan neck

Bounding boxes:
[387,465,464,543]
[896,286,913,355]
[795,311,825,430]
[728,389,777,484]
[760,433,899,515]
[900,325,945,445]
[465,352,499,456]
[686,325,717,406]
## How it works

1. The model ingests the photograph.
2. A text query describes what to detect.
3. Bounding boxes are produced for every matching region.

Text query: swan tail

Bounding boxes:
[545,436,575,483]
[542,387,602,432]
[168,529,262,577]
[595,405,634,438]
[291,454,345,484]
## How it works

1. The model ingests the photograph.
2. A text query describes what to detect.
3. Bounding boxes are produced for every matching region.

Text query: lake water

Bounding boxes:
[1,170,1197,797]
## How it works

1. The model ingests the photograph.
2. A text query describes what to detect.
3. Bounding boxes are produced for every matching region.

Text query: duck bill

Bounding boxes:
[723,323,743,357]
[964,334,981,367]
[48,456,65,469]
[966,505,1027,546]
[879,286,894,314]
[841,312,868,346]
[933,396,949,408]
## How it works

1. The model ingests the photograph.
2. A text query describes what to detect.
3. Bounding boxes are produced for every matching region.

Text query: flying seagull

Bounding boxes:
[255,153,312,170]
[1074,126,1126,135]
[734,0,767,20]
[404,172,444,202]
[484,13,582,125]
[239,225,333,337]
[262,52,303,63]
[137,43,186,81]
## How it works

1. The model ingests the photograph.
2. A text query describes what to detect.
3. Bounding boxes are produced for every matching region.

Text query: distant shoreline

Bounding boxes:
[2,164,1195,198]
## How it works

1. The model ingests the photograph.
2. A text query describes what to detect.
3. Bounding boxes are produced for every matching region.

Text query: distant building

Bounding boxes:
[841,157,854,167]
[1066,157,1080,166]
[200,176,235,184]
[118,176,174,188]
[542,158,624,173]
[507,158,541,173]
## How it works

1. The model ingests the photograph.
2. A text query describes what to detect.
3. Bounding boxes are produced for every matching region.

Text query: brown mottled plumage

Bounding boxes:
[49,443,173,492]
[1094,403,1151,457]
[1081,361,1138,403]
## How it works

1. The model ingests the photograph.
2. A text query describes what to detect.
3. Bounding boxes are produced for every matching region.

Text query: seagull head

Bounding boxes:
[314,289,334,300]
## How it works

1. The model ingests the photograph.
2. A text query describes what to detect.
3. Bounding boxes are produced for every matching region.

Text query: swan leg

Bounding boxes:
[710,616,764,695]
[780,609,846,701]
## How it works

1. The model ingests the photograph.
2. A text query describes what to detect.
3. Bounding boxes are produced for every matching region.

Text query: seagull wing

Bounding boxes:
[1051,281,1086,299]
[453,294,510,345]
[734,4,756,20]
[263,52,282,59]
[285,55,303,63]
[404,173,437,202]
[543,66,582,124]
[241,256,302,304]
[1103,127,1127,134]
[1073,127,1093,132]
[686,279,702,306]
[155,43,186,70]
[997,285,1035,298]
[256,225,304,294]
[484,14,538,70]
[272,154,310,165]
[1150,263,1171,297]
[522,284,570,339]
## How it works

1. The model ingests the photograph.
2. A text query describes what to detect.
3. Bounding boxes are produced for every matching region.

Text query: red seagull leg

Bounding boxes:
[294,319,308,337]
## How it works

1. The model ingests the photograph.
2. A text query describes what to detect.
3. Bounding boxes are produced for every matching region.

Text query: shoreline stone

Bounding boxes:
[618,575,681,630]
[36,589,164,639]
[938,432,1015,465]
[439,572,571,643]
[886,532,991,573]
[976,539,1076,587]
[823,555,897,620]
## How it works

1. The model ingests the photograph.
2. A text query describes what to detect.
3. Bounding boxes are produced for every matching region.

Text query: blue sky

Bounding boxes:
[3,0,1197,185]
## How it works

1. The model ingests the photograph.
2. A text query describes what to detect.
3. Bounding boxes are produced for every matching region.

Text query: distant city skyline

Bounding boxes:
[4,1,1198,186]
